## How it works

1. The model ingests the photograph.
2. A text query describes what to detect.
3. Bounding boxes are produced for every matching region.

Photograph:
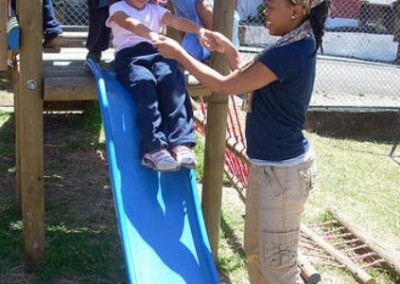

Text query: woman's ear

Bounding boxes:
[292,4,307,20]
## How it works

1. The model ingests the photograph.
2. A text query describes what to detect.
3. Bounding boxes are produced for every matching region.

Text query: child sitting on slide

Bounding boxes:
[106,0,207,172]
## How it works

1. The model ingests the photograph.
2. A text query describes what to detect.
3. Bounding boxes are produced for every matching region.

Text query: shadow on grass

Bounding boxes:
[0,106,127,283]
[217,215,247,283]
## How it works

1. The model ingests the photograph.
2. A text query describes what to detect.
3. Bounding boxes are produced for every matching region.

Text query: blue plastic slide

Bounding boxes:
[86,59,220,284]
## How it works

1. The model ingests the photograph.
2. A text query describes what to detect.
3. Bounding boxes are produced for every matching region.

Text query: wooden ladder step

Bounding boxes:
[43,31,88,49]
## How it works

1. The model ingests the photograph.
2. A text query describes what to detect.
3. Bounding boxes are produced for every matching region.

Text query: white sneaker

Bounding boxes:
[170,145,197,169]
[141,148,180,172]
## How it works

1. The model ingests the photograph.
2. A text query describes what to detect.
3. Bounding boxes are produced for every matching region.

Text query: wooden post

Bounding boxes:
[13,56,22,209]
[201,0,235,260]
[0,0,7,70]
[166,1,181,41]
[17,0,45,269]
[329,208,400,276]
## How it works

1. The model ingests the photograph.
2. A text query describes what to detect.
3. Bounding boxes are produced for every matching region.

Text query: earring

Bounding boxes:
[291,15,296,20]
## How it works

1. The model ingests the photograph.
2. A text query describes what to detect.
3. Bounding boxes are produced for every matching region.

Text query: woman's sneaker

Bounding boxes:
[142,148,180,172]
[171,145,197,169]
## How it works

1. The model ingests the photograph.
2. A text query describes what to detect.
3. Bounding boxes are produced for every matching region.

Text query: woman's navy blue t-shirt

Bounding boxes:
[245,36,316,161]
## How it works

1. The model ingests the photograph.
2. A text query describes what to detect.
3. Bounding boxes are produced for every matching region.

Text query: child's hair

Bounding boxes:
[309,0,329,54]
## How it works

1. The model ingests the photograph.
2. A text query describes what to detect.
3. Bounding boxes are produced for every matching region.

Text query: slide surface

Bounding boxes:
[87,59,219,284]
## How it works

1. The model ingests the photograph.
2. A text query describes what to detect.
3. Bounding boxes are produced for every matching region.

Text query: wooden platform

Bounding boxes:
[42,46,211,102]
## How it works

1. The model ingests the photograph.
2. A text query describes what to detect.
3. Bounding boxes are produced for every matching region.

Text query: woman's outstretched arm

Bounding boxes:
[154,35,277,95]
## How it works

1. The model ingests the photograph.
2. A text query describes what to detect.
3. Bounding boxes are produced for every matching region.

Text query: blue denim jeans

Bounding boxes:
[86,0,110,53]
[114,43,196,157]
[170,0,240,62]
[11,0,62,37]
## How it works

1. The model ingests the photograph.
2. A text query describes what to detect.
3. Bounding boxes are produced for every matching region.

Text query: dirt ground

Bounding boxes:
[0,81,122,282]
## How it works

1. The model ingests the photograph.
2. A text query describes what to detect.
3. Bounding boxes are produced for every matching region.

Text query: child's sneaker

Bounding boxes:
[142,148,180,172]
[171,145,197,169]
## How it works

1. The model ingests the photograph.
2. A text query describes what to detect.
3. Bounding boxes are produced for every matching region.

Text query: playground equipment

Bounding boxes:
[1,0,237,279]
[86,58,219,283]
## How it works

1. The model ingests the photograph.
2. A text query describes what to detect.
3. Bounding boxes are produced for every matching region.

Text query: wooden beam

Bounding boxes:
[165,1,181,41]
[225,137,249,165]
[0,0,7,71]
[18,0,45,269]
[49,31,87,48]
[12,59,22,209]
[301,224,375,284]
[329,208,400,276]
[201,0,235,260]
[298,253,321,284]
[44,76,97,101]
[42,31,101,49]
[43,66,211,102]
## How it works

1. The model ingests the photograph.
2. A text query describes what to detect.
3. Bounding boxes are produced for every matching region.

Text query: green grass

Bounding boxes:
[0,204,24,271]
[304,133,400,243]
[217,209,247,283]
[35,222,123,283]
[1,109,399,283]
[215,132,400,284]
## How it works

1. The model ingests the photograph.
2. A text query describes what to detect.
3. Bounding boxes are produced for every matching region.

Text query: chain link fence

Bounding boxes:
[55,0,400,108]
[237,0,400,108]
[53,0,88,27]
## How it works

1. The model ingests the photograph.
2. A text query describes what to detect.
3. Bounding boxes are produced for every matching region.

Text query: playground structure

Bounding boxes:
[0,0,238,277]
[3,1,400,283]
[84,58,220,283]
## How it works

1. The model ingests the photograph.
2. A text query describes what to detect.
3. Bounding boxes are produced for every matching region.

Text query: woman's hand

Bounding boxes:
[153,35,185,60]
[202,30,230,53]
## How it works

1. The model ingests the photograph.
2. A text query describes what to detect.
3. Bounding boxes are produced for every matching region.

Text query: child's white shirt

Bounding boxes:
[106,2,169,52]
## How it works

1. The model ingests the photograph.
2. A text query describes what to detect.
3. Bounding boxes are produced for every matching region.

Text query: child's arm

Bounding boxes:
[110,11,161,41]
[161,12,205,36]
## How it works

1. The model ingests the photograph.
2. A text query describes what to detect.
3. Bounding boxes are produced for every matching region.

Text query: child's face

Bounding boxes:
[125,0,149,10]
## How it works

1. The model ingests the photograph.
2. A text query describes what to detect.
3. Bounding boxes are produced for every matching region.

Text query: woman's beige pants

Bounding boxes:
[244,159,316,284]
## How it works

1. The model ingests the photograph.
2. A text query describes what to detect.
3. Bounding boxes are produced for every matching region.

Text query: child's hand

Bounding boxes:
[153,35,184,60]
[149,32,161,43]
[198,28,211,50]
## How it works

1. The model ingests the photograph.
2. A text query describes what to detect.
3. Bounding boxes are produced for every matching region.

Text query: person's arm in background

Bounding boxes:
[196,0,238,29]
[196,0,213,29]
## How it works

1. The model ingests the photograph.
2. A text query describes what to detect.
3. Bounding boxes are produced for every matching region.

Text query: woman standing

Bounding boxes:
[155,0,329,282]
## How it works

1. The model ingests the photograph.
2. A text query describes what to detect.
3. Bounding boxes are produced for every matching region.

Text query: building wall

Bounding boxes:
[330,0,362,19]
